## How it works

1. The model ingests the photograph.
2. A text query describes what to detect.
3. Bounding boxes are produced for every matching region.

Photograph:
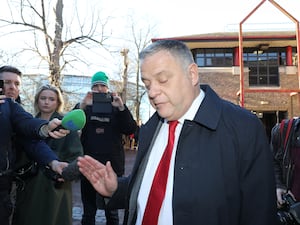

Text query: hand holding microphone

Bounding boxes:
[41,118,70,139]
[45,158,82,184]
[53,109,86,132]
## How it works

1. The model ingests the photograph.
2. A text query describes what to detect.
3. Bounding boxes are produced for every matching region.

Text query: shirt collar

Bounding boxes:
[165,89,205,125]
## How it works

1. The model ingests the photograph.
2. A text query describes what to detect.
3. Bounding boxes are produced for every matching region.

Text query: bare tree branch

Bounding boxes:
[0,0,109,90]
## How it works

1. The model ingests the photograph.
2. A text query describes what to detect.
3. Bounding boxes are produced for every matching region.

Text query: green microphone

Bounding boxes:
[60,109,86,131]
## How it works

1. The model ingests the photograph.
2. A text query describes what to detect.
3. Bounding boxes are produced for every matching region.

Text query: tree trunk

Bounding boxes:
[121,48,129,104]
[50,0,64,88]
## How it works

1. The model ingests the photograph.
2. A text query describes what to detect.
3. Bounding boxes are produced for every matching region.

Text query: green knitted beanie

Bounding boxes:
[91,71,109,88]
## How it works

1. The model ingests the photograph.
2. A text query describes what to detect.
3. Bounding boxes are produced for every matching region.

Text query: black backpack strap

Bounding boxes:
[279,118,295,190]
[280,119,294,150]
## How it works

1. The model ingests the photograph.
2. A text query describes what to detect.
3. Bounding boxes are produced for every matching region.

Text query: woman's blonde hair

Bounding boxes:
[34,84,64,114]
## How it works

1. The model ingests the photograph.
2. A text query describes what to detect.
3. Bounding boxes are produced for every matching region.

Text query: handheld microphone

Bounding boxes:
[61,159,81,181]
[56,109,86,131]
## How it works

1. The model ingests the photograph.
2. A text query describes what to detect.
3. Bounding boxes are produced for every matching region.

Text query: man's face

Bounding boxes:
[91,84,109,93]
[0,72,21,100]
[141,50,199,121]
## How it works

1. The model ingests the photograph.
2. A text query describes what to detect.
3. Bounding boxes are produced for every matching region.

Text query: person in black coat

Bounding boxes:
[77,71,137,225]
[271,118,300,207]
[0,68,70,225]
[0,97,69,225]
[77,40,278,225]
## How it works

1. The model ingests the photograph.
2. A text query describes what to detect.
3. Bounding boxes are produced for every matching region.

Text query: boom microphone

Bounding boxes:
[58,109,86,131]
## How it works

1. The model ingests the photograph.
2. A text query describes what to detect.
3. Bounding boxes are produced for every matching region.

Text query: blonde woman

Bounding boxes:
[13,84,83,225]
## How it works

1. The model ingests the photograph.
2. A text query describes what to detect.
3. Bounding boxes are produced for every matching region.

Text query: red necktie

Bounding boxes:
[142,120,179,225]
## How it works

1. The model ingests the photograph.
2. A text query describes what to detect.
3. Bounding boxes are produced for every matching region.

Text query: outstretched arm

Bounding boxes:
[77,155,118,197]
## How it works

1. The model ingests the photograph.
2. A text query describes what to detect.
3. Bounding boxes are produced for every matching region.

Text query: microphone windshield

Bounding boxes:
[61,109,86,131]
[61,159,81,181]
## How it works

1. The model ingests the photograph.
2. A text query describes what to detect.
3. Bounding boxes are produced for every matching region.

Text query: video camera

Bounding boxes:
[277,193,300,225]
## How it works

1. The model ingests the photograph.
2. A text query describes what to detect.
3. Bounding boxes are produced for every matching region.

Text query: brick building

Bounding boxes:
[153,30,299,139]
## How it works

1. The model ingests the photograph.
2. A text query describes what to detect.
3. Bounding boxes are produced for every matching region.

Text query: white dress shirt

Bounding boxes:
[136,90,205,225]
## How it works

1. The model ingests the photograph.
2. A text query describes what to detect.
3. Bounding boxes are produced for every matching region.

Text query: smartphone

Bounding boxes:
[92,92,113,103]
[92,92,113,114]
[0,80,3,95]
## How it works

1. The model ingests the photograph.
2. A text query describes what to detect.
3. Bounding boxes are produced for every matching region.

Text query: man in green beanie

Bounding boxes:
[77,71,137,225]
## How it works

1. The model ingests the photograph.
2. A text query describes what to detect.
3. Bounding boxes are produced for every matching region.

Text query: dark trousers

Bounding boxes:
[81,177,119,225]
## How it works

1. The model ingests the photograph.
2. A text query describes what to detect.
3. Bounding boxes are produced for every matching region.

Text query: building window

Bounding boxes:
[193,48,233,67]
[243,48,286,87]
[192,47,293,87]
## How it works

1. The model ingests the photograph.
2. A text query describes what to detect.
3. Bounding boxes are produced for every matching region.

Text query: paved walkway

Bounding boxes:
[72,149,137,225]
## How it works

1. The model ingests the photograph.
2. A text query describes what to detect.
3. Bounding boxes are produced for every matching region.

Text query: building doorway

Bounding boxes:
[256,110,287,141]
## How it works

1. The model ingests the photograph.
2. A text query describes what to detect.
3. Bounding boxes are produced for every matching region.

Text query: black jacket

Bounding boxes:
[0,98,48,189]
[109,85,277,225]
[271,118,300,190]
[80,104,136,176]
